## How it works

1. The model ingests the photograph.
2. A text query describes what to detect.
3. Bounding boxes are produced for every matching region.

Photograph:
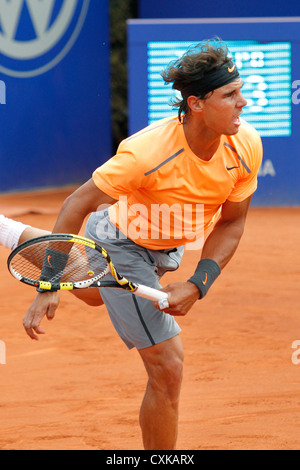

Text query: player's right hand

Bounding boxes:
[23,291,60,340]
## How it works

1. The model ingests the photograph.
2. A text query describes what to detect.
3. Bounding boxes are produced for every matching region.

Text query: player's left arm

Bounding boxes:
[156,195,252,315]
[200,195,252,269]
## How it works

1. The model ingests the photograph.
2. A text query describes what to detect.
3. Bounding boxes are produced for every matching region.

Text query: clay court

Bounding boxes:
[0,187,299,450]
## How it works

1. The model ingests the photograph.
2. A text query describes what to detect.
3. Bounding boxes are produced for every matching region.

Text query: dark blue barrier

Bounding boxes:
[139,0,300,18]
[0,0,111,193]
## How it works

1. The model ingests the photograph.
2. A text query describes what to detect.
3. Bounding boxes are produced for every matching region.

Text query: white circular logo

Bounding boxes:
[0,0,90,78]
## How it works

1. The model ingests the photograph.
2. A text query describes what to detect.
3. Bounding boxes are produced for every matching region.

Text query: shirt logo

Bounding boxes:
[226,165,239,171]
[0,0,90,78]
[228,64,236,73]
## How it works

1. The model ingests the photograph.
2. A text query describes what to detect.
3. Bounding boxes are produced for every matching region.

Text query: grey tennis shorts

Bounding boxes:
[85,210,184,350]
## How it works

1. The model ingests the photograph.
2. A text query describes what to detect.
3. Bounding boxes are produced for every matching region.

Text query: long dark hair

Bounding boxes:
[161,38,232,121]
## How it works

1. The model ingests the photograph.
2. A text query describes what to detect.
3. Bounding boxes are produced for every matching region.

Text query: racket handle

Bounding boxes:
[134,284,169,310]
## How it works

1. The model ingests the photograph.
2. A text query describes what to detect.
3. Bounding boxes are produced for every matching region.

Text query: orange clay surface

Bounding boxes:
[0,187,299,450]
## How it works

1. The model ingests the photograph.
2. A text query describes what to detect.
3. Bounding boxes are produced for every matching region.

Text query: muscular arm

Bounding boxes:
[23,179,116,340]
[201,196,252,269]
[51,178,116,234]
[158,195,252,315]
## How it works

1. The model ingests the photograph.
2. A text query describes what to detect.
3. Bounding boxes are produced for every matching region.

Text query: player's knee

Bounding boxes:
[149,354,184,402]
[163,356,183,391]
[71,290,104,307]
[140,336,184,402]
[83,297,104,307]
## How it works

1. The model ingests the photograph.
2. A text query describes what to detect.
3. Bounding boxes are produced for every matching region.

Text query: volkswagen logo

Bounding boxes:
[0,0,90,78]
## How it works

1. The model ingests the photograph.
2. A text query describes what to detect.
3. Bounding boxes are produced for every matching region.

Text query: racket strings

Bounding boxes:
[10,240,109,284]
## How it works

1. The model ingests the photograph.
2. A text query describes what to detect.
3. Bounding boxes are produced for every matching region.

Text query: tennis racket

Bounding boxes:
[7,234,169,309]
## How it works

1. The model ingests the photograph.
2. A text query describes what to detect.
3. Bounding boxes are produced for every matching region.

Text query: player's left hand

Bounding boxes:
[23,291,60,340]
[153,281,200,316]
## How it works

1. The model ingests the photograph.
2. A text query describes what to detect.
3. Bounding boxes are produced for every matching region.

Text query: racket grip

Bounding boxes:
[134,284,169,309]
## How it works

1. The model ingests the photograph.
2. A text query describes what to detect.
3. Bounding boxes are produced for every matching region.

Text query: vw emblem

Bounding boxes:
[0,0,90,78]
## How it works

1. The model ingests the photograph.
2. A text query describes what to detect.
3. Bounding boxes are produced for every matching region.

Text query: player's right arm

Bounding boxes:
[51,178,116,235]
[23,179,116,340]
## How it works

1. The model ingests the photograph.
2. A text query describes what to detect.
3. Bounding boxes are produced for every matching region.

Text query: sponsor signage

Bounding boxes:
[0,0,111,192]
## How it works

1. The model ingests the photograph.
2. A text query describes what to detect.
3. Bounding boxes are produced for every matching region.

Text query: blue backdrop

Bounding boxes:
[0,0,111,193]
[139,0,300,19]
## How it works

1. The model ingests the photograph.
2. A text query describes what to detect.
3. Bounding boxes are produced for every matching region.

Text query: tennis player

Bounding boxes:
[22,39,262,450]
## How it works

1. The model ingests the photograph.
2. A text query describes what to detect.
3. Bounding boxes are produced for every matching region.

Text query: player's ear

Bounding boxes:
[187,95,204,113]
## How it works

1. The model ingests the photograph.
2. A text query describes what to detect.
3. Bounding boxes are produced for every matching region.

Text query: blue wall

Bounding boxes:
[0,0,111,193]
[139,0,300,19]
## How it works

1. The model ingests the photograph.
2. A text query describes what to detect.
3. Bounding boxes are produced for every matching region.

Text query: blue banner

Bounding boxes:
[0,0,111,192]
[139,0,300,19]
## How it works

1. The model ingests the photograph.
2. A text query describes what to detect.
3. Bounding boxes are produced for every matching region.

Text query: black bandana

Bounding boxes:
[180,61,240,99]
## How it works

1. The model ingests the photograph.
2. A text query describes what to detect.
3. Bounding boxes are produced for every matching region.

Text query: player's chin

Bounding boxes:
[223,125,241,136]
